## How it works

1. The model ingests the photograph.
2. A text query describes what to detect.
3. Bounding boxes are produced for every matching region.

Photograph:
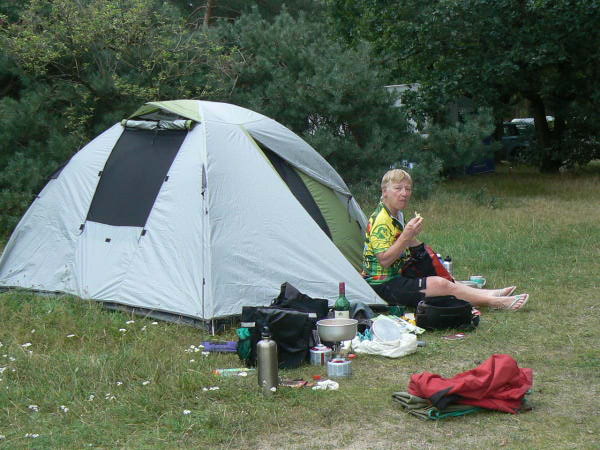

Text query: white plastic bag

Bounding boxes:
[351,333,417,358]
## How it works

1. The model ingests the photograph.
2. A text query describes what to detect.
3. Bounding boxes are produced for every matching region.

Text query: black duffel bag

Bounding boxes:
[240,306,316,369]
[237,283,329,369]
[271,282,329,320]
[415,296,479,330]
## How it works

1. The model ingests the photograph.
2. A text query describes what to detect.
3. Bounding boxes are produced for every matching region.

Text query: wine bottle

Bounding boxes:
[333,282,351,319]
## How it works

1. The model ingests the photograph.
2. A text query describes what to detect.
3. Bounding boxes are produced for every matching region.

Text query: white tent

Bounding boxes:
[0,100,384,321]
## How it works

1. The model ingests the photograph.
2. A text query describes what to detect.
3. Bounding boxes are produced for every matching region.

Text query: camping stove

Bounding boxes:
[316,318,357,377]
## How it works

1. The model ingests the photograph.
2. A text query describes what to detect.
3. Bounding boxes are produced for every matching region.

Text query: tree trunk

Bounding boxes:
[203,0,215,29]
[528,94,561,173]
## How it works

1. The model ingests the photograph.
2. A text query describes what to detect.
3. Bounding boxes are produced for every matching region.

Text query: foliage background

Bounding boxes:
[329,0,600,172]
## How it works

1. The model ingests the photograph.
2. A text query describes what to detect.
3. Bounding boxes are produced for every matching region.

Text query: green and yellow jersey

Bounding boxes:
[361,202,409,285]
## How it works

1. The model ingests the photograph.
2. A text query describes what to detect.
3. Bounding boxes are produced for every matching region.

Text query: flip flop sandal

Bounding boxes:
[507,294,529,311]
[493,286,517,297]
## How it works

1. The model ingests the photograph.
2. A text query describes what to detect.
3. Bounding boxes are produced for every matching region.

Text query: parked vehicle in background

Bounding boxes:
[510,116,554,130]
[500,122,532,161]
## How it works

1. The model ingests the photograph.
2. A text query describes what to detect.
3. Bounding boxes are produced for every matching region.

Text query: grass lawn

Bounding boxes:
[0,164,598,448]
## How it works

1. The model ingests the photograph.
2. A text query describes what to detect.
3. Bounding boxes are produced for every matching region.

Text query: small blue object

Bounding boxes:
[202,341,238,352]
[356,329,373,341]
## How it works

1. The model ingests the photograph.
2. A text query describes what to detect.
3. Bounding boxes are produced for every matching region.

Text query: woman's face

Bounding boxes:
[382,180,412,214]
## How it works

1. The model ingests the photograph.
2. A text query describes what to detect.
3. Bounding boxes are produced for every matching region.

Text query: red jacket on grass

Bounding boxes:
[408,353,533,413]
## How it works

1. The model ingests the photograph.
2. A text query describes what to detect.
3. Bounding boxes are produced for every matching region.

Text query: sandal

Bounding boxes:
[492,286,517,297]
[492,294,529,311]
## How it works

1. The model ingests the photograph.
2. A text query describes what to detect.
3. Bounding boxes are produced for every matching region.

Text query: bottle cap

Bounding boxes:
[261,326,271,338]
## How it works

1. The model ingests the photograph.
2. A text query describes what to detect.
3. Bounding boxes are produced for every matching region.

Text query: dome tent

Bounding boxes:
[0,100,384,322]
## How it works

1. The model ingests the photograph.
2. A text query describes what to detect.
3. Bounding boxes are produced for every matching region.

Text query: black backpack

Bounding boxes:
[416,296,479,330]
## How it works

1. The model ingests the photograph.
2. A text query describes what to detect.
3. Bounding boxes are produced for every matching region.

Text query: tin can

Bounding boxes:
[309,345,332,366]
[327,358,352,377]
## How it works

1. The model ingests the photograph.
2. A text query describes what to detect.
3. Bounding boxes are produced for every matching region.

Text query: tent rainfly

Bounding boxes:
[0,100,385,322]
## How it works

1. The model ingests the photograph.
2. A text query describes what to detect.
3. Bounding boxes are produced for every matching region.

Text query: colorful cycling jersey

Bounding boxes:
[361,202,409,285]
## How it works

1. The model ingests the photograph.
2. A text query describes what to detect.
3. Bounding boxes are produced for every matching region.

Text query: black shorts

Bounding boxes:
[370,276,427,307]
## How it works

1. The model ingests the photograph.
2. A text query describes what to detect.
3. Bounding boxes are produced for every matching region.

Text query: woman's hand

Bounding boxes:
[402,216,424,240]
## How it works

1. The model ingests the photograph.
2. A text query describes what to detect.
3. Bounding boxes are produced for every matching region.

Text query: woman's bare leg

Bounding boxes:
[422,276,526,309]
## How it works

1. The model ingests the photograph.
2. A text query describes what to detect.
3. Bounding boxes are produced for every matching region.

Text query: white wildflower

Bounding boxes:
[28,405,39,412]
[182,409,191,415]
[0,367,6,374]
[88,394,95,401]
[201,351,209,356]
[31,329,36,334]
[9,357,16,362]
[202,387,208,391]
[194,347,200,353]
[141,326,147,331]
[116,381,123,386]
[66,334,76,338]
[126,320,135,324]
[151,322,158,325]
[237,371,248,377]
[28,351,33,356]
[59,405,69,413]
[21,343,32,348]
[25,433,40,438]
[119,328,127,333]
[0,434,5,439]
[104,393,116,401]
[189,359,195,363]
[142,380,151,386]
[209,386,220,391]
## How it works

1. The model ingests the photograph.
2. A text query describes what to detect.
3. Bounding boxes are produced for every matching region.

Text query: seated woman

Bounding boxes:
[362,169,529,310]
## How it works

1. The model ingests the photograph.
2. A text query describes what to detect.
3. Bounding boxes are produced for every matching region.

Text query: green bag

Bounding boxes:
[236,327,252,360]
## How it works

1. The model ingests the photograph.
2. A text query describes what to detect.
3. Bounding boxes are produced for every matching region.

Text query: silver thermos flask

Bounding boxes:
[257,326,278,395]
[443,256,453,275]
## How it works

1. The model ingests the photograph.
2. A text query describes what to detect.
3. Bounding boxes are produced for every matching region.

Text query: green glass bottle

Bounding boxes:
[334,282,351,319]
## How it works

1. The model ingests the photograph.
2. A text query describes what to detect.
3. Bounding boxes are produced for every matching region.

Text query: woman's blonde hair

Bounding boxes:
[381,168,412,191]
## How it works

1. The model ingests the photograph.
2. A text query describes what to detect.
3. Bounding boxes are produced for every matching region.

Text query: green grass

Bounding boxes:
[1,163,599,448]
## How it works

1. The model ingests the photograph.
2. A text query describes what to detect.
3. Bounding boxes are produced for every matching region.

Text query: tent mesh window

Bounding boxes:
[86,128,187,227]
[260,145,332,239]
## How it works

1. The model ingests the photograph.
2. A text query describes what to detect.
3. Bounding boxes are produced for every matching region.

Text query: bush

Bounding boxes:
[422,108,500,177]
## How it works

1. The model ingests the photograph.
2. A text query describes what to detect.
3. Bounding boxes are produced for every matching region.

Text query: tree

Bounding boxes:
[0,0,234,236]
[329,0,600,172]
[168,0,322,28]
[211,9,423,188]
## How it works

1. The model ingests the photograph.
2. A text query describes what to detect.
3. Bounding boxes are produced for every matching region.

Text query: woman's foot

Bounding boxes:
[491,286,517,297]
[491,294,529,311]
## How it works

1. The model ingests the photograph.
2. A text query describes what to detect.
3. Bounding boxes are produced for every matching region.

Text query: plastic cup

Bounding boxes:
[469,275,486,287]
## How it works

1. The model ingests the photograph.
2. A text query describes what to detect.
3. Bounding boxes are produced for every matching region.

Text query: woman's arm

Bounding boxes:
[376,216,424,268]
